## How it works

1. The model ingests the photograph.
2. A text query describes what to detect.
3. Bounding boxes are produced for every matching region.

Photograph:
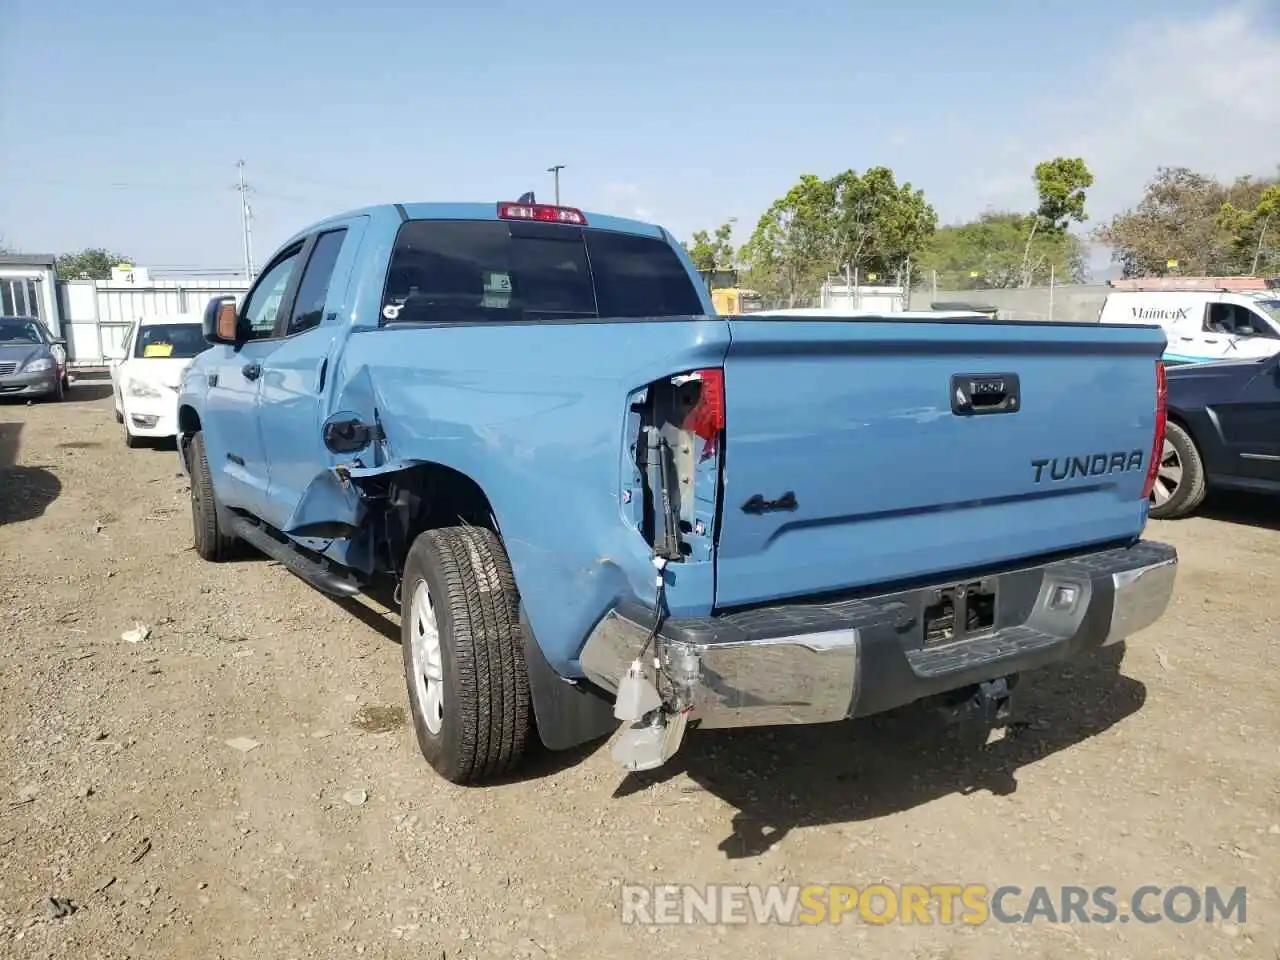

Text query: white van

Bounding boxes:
[1097,289,1280,364]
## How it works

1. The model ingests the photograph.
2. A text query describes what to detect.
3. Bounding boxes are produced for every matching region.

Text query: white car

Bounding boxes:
[106,314,210,447]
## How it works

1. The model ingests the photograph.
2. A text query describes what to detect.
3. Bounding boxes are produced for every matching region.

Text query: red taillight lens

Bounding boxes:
[684,369,725,441]
[1142,361,1167,500]
[497,202,587,225]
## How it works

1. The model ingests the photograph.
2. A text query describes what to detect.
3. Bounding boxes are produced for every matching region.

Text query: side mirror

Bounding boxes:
[203,295,240,345]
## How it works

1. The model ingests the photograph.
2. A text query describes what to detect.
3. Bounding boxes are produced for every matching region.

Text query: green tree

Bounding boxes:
[918,211,1086,289]
[1219,183,1280,275]
[1095,167,1280,278]
[1033,157,1094,229]
[55,248,134,280]
[683,222,737,273]
[1019,157,1093,286]
[740,168,937,302]
[740,174,833,305]
[827,166,937,280]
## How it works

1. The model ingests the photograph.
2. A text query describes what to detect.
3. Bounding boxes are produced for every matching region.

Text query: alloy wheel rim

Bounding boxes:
[1150,438,1182,506]
[408,579,445,735]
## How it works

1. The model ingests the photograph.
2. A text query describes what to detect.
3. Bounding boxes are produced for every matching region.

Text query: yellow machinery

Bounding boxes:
[698,268,763,315]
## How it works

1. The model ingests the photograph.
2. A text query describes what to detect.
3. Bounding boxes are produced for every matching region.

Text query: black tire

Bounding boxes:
[123,418,144,448]
[400,525,532,785]
[188,430,236,561]
[1148,420,1207,520]
[114,405,123,424]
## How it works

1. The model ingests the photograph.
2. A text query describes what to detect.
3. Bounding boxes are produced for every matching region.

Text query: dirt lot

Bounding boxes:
[1,381,1277,960]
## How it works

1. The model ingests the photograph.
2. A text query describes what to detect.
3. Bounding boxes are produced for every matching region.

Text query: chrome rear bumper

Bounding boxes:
[579,539,1177,732]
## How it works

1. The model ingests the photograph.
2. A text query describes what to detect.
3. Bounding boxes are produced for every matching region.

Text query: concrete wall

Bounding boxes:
[908,283,1111,322]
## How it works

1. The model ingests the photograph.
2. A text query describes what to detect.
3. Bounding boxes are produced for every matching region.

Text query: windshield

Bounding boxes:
[134,323,209,359]
[1254,299,1280,328]
[0,319,45,345]
[381,220,705,324]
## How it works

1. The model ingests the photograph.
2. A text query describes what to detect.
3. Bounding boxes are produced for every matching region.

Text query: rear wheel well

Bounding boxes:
[177,405,201,435]
[379,463,498,573]
[1164,409,1197,447]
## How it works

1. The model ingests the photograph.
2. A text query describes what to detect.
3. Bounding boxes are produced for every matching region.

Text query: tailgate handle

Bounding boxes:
[951,373,1020,416]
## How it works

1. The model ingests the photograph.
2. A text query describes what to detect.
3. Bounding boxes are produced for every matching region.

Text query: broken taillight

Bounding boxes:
[684,369,725,442]
[1142,361,1167,501]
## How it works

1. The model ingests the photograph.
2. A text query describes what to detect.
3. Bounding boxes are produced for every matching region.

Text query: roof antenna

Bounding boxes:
[517,191,535,204]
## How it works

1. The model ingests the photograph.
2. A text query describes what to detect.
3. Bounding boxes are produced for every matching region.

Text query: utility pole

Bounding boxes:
[546,164,565,206]
[235,160,256,280]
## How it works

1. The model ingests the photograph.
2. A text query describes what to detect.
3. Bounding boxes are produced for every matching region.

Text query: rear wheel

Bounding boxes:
[1148,421,1207,520]
[189,430,236,561]
[400,525,532,785]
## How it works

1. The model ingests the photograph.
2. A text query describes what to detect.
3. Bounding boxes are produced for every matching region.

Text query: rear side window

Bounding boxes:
[381,219,704,325]
[288,229,348,336]
[586,229,707,317]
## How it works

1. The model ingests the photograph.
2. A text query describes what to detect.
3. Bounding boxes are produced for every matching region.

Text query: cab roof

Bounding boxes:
[281,202,668,251]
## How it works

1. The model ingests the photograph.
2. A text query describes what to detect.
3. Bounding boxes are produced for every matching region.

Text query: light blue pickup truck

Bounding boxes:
[177,198,1178,784]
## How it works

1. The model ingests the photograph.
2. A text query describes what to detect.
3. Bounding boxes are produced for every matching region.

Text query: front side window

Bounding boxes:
[240,249,302,340]
[1205,302,1278,338]
[381,219,704,325]
[134,323,210,359]
[1251,299,1280,334]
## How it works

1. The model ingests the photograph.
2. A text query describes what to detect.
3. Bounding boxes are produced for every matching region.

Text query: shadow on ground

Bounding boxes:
[612,643,1142,857]
[67,382,114,402]
[328,584,401,645]
[1196,490,1280,531]
[326,578,617,783]
[0,422,20,470]
[0,423,62,525]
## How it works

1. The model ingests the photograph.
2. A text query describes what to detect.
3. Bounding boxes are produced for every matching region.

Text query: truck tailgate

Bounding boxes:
[714,317,1165,610]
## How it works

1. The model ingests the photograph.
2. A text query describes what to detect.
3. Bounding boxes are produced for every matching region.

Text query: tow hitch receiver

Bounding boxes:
[937,675,1016,725]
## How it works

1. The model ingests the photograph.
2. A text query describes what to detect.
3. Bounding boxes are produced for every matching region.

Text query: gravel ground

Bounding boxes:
[1,381,1277,960]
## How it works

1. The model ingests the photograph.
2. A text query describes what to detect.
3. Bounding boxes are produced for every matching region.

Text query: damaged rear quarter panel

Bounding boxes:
[332,319,731,675]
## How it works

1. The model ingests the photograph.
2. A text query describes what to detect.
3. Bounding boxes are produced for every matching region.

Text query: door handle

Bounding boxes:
[242,361,262,381]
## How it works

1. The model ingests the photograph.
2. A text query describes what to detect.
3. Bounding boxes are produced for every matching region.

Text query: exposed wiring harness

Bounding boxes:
[636,555,686,703]
[636,555,668,664]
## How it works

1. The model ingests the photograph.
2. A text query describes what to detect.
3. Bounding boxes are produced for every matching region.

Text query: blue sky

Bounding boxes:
[2,0,1277,275]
